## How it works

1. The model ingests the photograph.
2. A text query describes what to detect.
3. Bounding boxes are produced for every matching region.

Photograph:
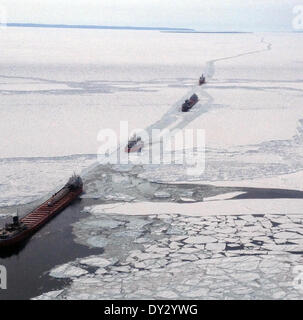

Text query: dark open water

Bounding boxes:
[0,199,102,300]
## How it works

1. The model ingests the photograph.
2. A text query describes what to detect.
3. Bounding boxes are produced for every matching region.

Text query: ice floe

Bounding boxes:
[36,212,303,300]
[50,263,88,279]
[84,198,303,217]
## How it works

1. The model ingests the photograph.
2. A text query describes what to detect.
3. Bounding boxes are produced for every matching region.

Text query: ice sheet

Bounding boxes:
[175,170,303,191]
[0,155,96,207]
[2,30,303,209]
[84,198,303,217]
[2,29,300,301]
[203,192,246,201]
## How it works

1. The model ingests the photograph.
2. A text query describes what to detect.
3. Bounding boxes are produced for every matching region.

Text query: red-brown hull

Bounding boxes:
[0,187,82,249]
[125,143,144,153]
[182,99,199,112]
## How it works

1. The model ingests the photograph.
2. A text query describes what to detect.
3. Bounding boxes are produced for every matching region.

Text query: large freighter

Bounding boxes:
[0,175,83,249]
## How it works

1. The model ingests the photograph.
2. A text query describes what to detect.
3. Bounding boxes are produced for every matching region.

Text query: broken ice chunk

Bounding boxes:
[205,243,226,252]
[79,256,116,268]
[184,235,217,244]
[179,197,196,203]
[157,290,178,299]
[50,263,88,279]
[154,191,171,198]
[86,236,108,248]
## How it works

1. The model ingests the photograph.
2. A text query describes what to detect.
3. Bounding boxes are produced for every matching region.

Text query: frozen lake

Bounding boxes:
[0,28,303,299]
[0,29,303,206]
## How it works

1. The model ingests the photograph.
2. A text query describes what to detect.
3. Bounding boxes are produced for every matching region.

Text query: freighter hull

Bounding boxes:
[0,180,82,249]
[182,100,198,112]
[125,142,144,153]
[181,93,199,112]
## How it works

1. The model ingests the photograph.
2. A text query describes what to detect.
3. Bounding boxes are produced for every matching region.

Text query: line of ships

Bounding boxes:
[0,74,206,249]
[125,74,205,153]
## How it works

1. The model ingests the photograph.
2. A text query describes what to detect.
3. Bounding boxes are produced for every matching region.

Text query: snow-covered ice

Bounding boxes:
[2,31,303,207]
[1,28,303,300]
[49,263,88,279]
[0,155,96,207]
[83,199,303,217]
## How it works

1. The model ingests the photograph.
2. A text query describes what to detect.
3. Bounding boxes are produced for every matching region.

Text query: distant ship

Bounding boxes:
[125,134,144,153]
[199,74,206,85]
[181,93,199,112]
[0,175,83,249]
